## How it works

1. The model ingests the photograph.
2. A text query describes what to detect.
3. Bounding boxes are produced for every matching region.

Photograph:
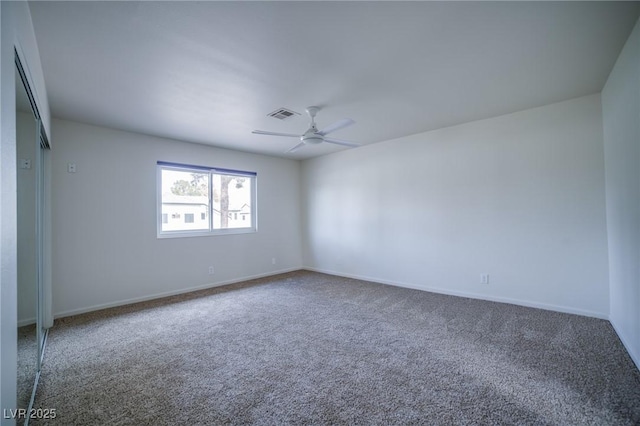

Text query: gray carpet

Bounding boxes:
[17,324,38,412]
[32,271,640,425]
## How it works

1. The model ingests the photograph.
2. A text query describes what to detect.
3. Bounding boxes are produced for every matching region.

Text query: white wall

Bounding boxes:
[51,119,303,317]
[302,94,610,318]
[1,2,50,420]
[602,18,640,368]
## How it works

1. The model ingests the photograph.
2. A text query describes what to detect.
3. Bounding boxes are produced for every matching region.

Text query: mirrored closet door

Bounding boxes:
[16,52,50,425]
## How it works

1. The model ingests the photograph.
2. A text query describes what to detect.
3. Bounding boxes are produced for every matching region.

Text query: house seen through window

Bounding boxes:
[157,162,256,237]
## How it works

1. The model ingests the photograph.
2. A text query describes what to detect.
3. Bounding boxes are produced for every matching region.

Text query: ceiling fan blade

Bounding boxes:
[317,118,355,136]
[287,142,306,153]
[323,137,360,148]
[252,130,300,138]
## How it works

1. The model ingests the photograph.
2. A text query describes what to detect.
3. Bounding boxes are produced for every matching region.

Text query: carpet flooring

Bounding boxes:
[17,324,38,411]
[32,271,640,425]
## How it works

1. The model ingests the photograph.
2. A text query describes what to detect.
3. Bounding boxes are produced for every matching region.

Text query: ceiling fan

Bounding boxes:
[252,106,360,153]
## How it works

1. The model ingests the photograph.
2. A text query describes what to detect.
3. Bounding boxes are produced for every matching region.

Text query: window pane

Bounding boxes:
[212,173,252,229]
[161,169,210,232]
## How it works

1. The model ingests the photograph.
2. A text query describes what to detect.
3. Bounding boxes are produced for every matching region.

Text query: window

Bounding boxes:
[157,162,257,237]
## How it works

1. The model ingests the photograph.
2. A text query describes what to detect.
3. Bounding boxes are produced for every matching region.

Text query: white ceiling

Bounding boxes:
[29,1,640,160]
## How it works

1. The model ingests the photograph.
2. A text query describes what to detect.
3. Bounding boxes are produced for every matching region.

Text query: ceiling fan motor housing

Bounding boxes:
[301,128,323,145]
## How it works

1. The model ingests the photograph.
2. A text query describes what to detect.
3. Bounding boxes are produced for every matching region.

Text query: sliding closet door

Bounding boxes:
[16,76,39,415]
[15,51,52,425]
[36,121,49,368]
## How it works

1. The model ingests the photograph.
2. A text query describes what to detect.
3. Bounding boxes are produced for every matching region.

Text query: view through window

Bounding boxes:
[158,162,256,236]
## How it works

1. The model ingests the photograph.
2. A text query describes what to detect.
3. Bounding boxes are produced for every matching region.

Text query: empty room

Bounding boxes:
[1,1,640,424]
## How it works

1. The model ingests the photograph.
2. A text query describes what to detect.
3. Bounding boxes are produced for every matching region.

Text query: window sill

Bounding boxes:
[157,228,257,239]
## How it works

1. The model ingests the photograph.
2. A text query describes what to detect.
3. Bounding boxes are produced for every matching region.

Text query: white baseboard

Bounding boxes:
[53,264,611,324]
[18,317,36,328]
[303,266,609,320]
[609,318,640,371]
[53,267,301,320]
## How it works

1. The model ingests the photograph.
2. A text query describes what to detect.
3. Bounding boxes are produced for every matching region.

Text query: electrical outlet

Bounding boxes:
[272,258,276,265]
[480,274,489,284]
[19,159,31,169]
[208,266,215,275]
[67,163,77,173]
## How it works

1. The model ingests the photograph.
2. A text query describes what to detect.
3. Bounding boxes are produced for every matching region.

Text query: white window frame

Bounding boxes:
[157,161,257,238]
